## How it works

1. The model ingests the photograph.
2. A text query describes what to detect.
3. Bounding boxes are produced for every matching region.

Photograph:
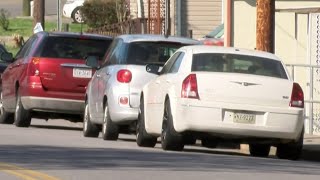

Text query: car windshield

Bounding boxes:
[125,41,187,65]
[40,37,111,60]
[191,53,288,79]
[206,24,224,38]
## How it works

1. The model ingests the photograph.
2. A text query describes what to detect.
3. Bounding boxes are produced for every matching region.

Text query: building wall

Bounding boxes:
[180,0,222,39]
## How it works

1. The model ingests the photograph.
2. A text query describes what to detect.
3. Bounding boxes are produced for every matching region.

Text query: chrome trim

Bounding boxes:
[60,63,91,69]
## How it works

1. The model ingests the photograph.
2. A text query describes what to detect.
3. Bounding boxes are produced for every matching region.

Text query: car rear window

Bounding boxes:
[125,42,187,65]
[40,36,111,60]
[191,53,288,79]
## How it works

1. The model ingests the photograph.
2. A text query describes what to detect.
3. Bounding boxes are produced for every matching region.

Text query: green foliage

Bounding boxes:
[81,0,118,28]
[0,9,10,31]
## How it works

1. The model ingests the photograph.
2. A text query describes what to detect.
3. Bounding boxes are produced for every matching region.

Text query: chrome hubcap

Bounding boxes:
[83,105,88,132]
[102,106,108,134]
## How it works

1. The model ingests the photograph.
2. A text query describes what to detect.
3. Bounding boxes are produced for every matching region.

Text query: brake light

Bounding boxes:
[181,74,199,99]
[117,69,132,83]
[28,57,40,76]
[290,83,304,108]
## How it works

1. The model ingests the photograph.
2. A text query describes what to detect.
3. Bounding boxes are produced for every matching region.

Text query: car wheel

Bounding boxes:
[249,144,271,157]
[161,99,184,151]
[0,91,14,124]
[83,102,99,138]
[72,7,84,23]
[276,128,304,160]
[136,97,157,147]
[101,103,119,141]
[14,91,31,127]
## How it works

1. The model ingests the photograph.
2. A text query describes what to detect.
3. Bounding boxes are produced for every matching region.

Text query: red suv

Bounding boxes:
[0,32,112,127]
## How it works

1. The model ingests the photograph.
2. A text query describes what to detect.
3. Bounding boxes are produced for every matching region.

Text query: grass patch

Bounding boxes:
[1,17,88,56]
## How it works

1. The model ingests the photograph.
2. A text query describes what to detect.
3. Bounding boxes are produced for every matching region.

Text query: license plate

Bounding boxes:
[233,113,256,124]
[73,68,92,78]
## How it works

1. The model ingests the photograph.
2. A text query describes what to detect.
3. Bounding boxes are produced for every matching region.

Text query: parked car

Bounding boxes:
[137,45,304,160]
[0,44,11,75]
[199,23,224,46]
[0,32,113,126]
[84,34,200,140]
[63,0,85,23]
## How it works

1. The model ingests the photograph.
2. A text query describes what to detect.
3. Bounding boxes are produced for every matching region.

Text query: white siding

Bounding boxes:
[181,0,222,39]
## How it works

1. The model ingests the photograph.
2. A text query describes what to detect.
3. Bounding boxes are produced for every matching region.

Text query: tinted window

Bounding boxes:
[40,37,111,60]
[125,42,186,65]
[160,52,181,75]
[15,36,37,59]
[168,52,185,73]
[192,53,288,79]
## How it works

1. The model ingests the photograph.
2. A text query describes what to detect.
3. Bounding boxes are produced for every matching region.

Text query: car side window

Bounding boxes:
[101,39,119,67]
[168,52,185,74]
[160,52,181,75]
[15,36,37,60]
[103,39,124,66]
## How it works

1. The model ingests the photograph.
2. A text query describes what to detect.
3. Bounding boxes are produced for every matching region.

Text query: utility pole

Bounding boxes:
[33,0,45,31]
[23,0,31,16]
[256,0,275,53]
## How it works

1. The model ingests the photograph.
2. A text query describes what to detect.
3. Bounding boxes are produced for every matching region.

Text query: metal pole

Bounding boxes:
[57,0,60,31]
[310,67,314,134]
[176,0,181,36]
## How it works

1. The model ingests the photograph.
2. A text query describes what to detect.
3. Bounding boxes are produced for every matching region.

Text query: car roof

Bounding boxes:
[180,45,281,61]
[38,31,113,40]
[117,34,200,44]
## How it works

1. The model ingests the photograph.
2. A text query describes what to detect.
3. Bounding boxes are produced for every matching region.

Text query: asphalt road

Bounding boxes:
[0,0,67,17]
[0,119,320,180]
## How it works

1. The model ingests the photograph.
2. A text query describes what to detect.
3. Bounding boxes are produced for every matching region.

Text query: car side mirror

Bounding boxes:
[85,56,100,69]
[146,64,160,75]
[0,52,13,62]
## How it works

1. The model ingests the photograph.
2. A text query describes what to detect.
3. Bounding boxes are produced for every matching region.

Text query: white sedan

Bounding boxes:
[136,45,305,160]
[63,0,85,23]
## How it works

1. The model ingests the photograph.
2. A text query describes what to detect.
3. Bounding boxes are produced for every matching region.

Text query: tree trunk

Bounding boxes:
[256,0,275,53]
[33,0,45,31]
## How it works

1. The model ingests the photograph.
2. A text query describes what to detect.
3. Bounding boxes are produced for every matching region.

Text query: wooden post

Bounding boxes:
[256,0,275,53]
[33,0,45,31]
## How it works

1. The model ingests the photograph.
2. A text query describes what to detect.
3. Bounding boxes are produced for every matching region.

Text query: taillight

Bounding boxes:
[181,74,199,99]
[290,83,304,108]
[28,57,40,76]
[117,69,132,83]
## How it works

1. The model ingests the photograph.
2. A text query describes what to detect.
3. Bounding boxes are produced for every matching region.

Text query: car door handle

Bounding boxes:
[155,80,160,84]
[96,74,101,78]
[166,80,171,83]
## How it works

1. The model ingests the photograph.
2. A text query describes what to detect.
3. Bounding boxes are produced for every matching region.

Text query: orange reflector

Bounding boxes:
[119,97,129,105]
[32,58,40,65]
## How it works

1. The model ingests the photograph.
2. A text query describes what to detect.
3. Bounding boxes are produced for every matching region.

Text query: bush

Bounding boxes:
[0,9,10,31]
[81,0,118,28]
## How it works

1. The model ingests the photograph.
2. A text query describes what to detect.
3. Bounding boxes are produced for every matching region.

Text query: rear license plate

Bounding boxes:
[233,113,256,124]
[73,68,92,78]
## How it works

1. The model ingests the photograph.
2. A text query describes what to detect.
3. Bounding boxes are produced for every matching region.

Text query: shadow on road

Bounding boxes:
[0,144,319,175]
[302,144,320,162]
[30,125,82,132]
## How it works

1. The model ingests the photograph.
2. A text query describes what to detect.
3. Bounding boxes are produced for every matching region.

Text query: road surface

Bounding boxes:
[0,119,319,180]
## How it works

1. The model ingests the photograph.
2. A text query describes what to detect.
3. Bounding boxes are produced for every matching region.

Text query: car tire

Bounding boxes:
[136,97,157,147]
[83,102,99,138]
[161,99,184,151]
[14,91,31,127]
[72,7,84,23]
[276,128,304,160]
[0,91,14,124]
[101,103,119,141]
[249,144,271,157]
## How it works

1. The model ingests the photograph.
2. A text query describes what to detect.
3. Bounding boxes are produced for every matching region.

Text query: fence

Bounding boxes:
[286,64,320,135]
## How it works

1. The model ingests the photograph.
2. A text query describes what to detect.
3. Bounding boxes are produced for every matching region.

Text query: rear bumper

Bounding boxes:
[21,96,84,114]
[173,99,304,141]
